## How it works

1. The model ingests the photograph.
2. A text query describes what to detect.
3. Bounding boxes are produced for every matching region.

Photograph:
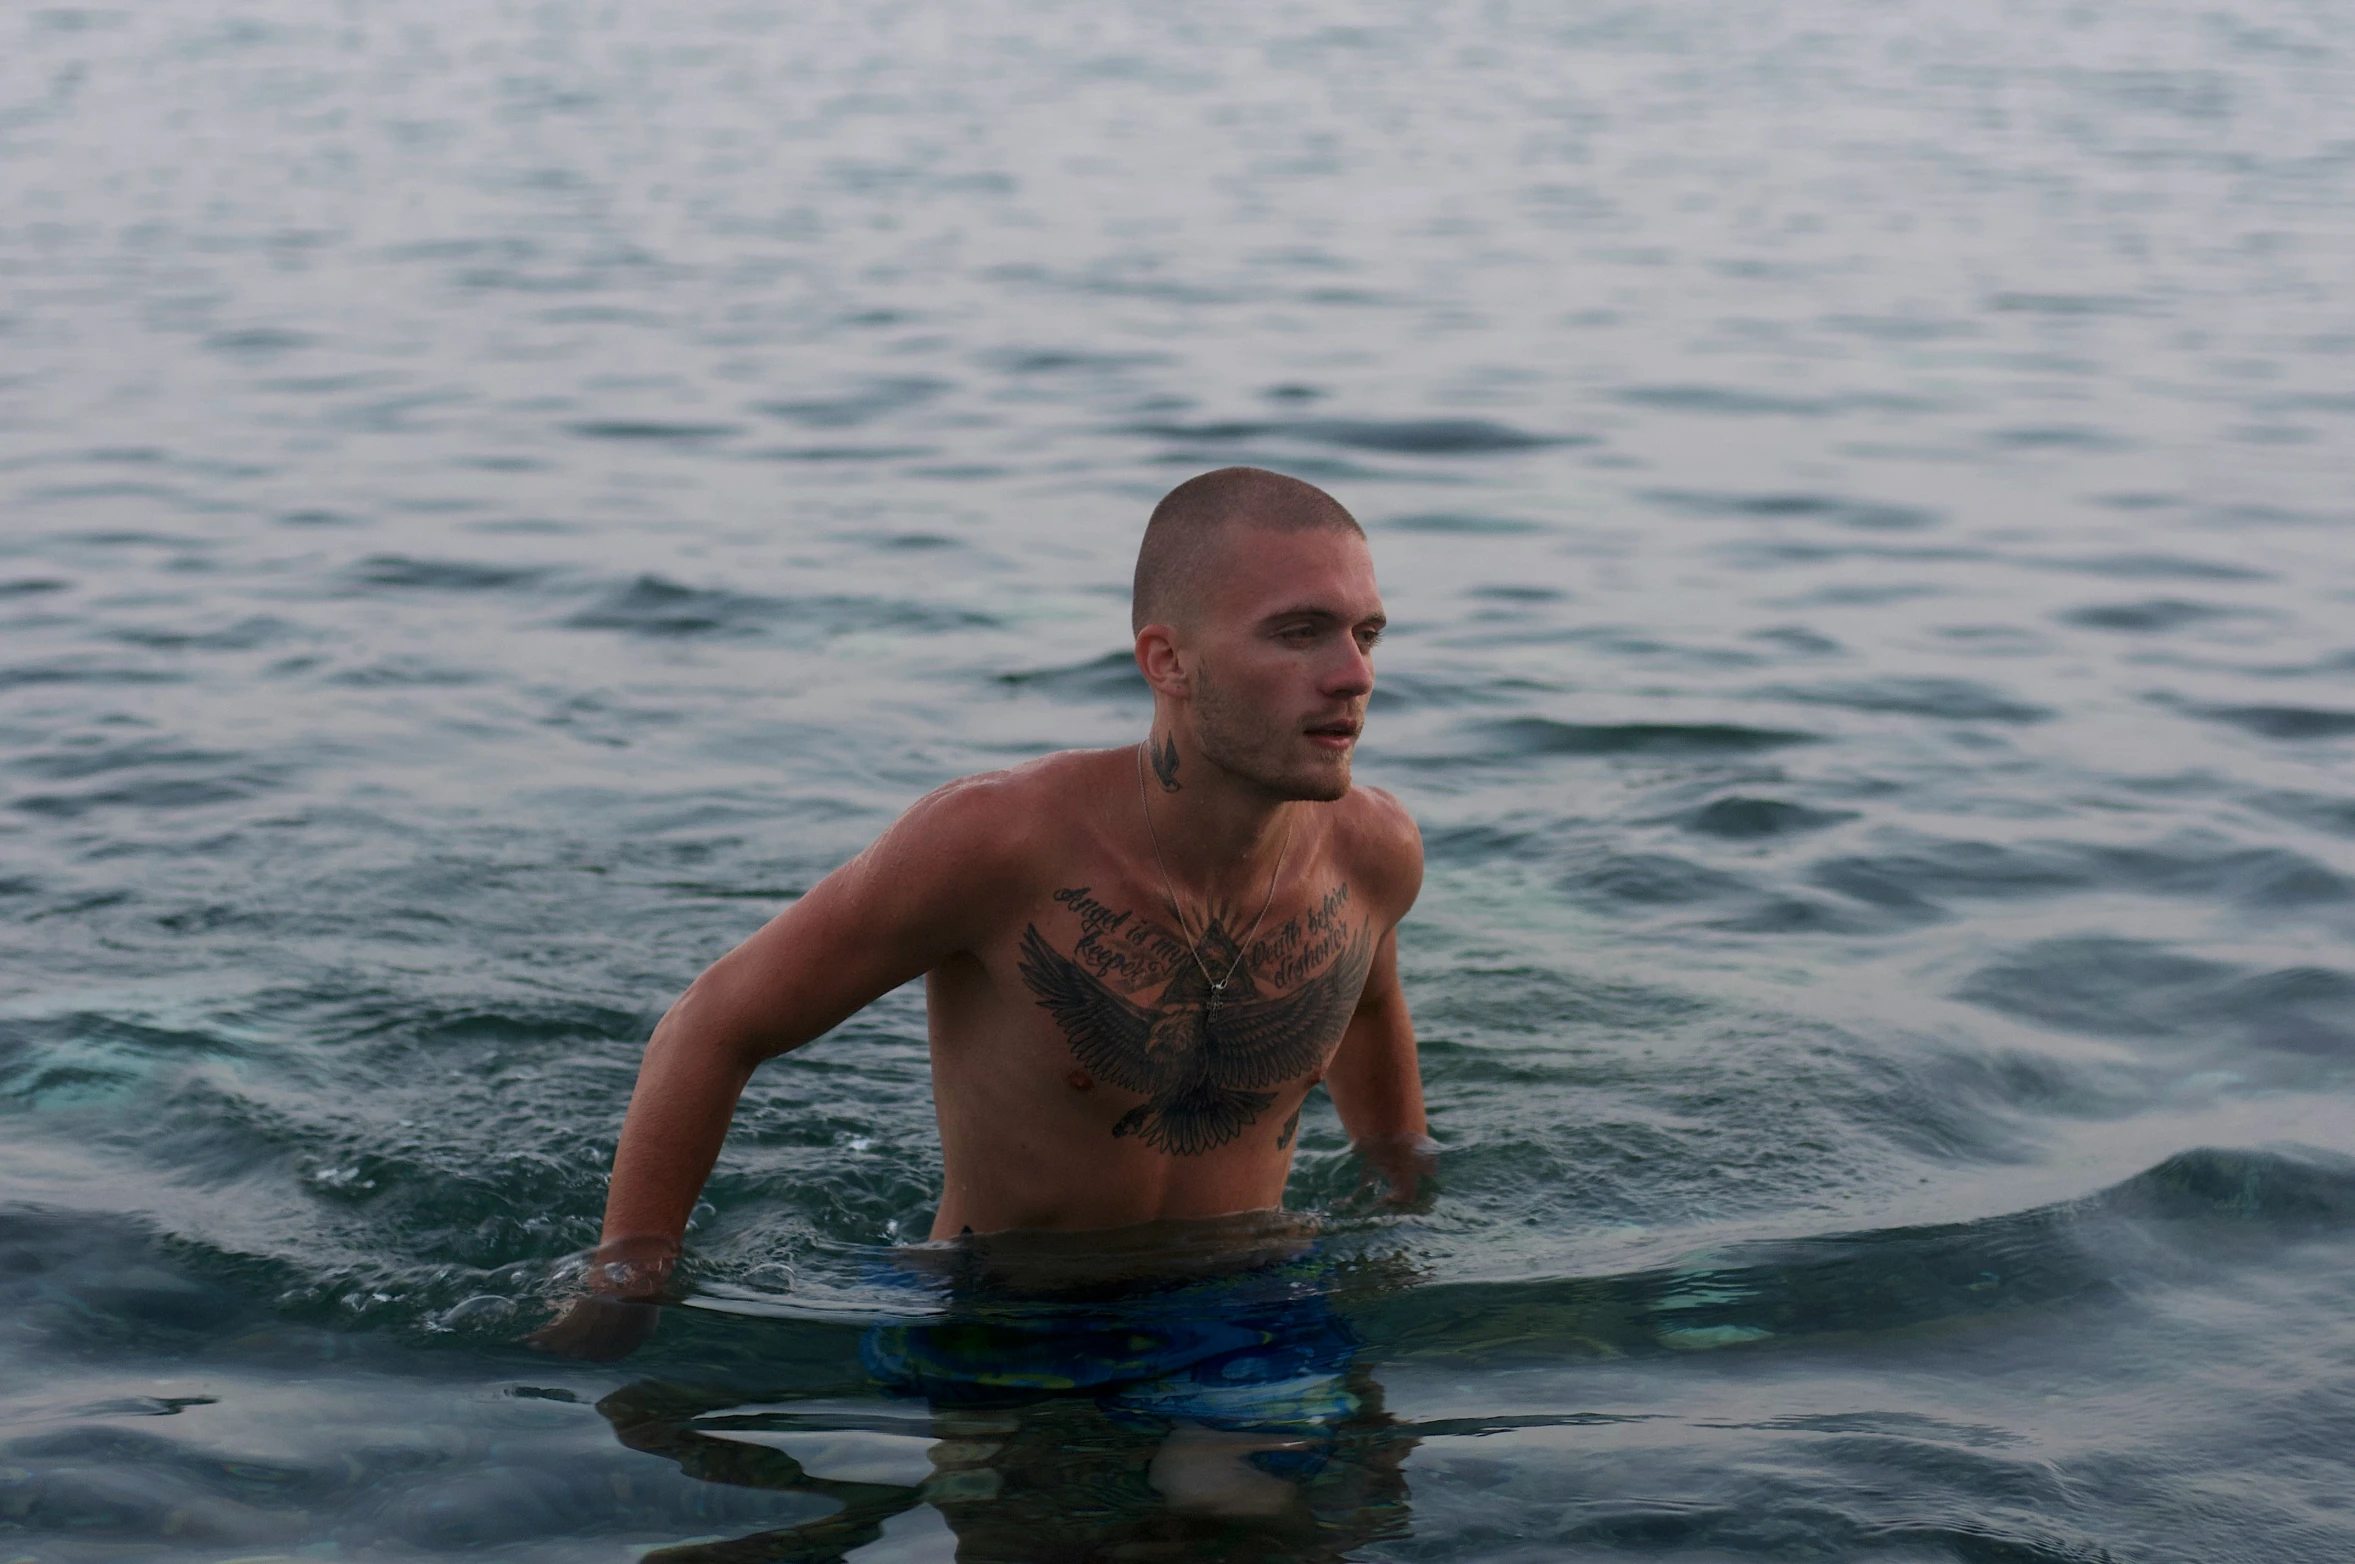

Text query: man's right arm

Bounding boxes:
[531,774,1031,1356]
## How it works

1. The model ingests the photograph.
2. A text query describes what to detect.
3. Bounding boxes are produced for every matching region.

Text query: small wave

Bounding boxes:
[1809,850,2054,924]
[1988,423,2133,450]
[1299,418,1578,454]
[1555,849,1882,933]
[1,1011,276,1112]
[1618,385,1840,416]
[1673,796,1857,839]
[203,326,314,359]
[987,262,1238,306]
[11,773,278,818]
[1353,1147,2355,1365]
[1704,896,1882,934]
[1822,312,1976,341]
[993,650,1146,700]
[1567,852,1760,907]
[348,556,545,592]
[1124,417,1327,441]
[1382,511,1542,534]
[2187,703,2355,741]
[1760,677,2050,723]
[747,443,936,463]
[109,615,294,651]
[1753,624,1844,654]
[568,575,997,639]
[754,377,950,428]
[1810,837,2348,923]
[1421,822,1537,865]
[10,1131,2351,1379]
[1123,416,1578,454]
[1987,290,2147,316]
[1956,936,2354,1053]
[2089,840,2345,906]
[0,1206,256,1346]
[1466,717,1816,758]
[324,658,484,688]
[980,346,1170,374]
[0,662,184,693]
[2059,598,2246,632]
[1366,671,1520,713]
[11,740,240,782]
[562,420,744,443]
[2042,552,2271,581]
[1645,488,1941,530]
[2253,788,2355,841]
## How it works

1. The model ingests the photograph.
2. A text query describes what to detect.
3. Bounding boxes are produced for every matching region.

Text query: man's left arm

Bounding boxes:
[1324,924,1437,1207]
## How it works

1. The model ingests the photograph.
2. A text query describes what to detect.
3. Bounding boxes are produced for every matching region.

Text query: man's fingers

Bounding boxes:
[526,1296,660,1362]
[1351,1134,1438,1207]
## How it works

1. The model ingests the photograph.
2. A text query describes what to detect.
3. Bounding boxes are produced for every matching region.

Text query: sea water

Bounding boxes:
[3,2,2354,1559]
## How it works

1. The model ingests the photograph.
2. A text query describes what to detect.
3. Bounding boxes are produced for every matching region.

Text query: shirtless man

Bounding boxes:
[537,466,1433,1359]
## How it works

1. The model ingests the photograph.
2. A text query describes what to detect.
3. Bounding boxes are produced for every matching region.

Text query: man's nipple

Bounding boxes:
[1066,1068,1094,1091]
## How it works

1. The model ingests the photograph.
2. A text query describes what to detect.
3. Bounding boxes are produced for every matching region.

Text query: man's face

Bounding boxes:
[1183,526,1385,802]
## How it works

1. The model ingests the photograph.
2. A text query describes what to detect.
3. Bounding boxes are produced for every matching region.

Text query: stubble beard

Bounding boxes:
[1191,663,1354,803]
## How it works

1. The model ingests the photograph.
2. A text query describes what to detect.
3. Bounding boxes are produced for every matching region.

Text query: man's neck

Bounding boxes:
[1132,729,1303,899]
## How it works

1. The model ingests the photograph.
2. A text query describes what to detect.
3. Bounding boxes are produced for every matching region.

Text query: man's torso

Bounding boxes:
[919,751,1410,1236]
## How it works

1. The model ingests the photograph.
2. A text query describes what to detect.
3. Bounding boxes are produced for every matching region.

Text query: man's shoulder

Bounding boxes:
[894,748,1125,856]
[859,751,1126,931]
[1328,784,1423,910]
[1338,782,1417,840]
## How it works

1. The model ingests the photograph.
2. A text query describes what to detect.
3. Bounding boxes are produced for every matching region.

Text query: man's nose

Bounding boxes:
[1322,641,1374,698]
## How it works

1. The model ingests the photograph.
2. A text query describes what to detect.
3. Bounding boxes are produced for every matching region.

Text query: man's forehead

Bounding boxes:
[1207,525,1382,619]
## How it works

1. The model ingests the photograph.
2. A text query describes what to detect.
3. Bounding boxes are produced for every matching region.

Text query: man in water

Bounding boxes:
[537,465,1433,1362]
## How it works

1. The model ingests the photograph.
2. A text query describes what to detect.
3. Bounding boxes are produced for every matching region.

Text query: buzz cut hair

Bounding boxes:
[1131,467,1364,634]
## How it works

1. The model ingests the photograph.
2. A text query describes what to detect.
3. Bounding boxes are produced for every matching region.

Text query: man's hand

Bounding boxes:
[528,1294,660,1362]
[1353,1132,1439,1209]
[526,1237,678,1362]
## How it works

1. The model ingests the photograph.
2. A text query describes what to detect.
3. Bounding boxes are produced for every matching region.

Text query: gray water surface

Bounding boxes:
[5,2,2355,1560]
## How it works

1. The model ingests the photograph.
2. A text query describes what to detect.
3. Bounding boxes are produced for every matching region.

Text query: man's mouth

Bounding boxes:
[1304,719,1361,751]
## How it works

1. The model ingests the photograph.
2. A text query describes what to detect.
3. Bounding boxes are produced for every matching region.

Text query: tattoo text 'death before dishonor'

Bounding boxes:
[1018,886,1374,1156]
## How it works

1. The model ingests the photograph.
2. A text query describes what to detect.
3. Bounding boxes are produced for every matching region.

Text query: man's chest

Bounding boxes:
[985,875,1378,1156]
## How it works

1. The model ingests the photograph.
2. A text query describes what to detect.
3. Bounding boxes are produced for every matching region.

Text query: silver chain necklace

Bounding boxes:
[1134,739,1293,1010]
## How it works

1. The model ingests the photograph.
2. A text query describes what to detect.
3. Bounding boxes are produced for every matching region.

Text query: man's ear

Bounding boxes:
[1134,624,1190,698]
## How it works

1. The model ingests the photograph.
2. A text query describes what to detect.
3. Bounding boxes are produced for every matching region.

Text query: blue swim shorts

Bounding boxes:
[859,1267,1360,1434]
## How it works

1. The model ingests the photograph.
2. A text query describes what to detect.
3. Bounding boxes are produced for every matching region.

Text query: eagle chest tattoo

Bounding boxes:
[1016,885,1372,1156]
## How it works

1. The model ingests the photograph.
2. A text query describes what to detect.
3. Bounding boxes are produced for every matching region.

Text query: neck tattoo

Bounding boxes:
[1134,738,1293,1009]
